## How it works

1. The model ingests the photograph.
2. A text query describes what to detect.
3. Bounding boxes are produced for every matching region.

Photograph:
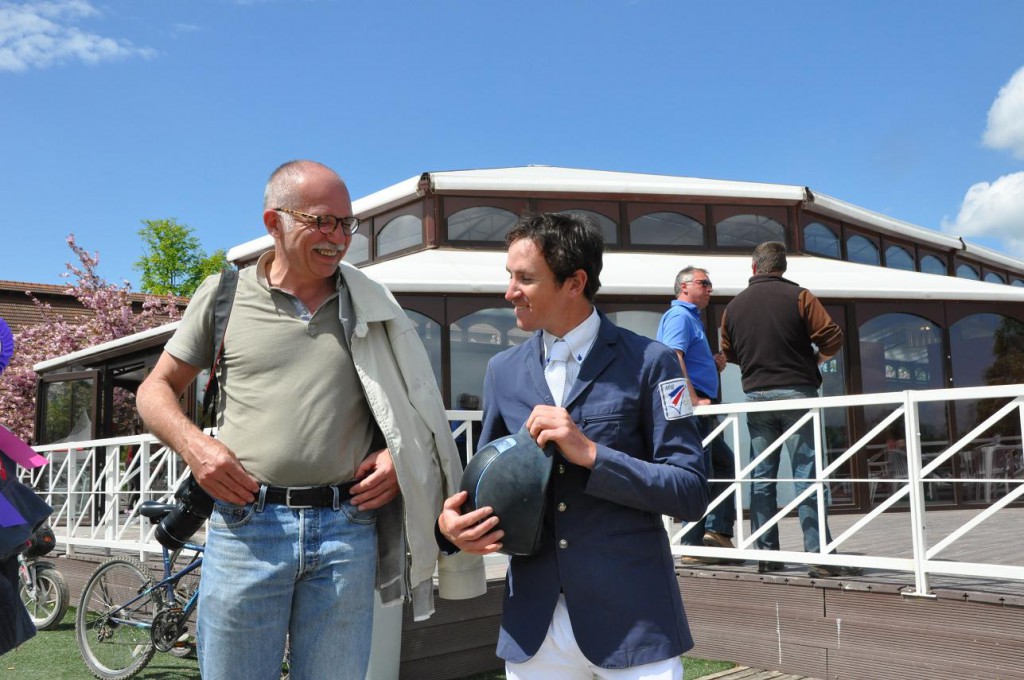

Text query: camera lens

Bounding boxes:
[155,476,214,550]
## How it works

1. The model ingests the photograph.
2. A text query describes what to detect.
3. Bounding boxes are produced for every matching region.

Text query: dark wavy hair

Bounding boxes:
[505,212,604,300]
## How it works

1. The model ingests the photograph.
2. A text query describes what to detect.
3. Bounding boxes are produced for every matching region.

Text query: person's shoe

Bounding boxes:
[807,564,865,578]
[757,561,785,573]
[702,531,735,549]
[703,531,746,565]
[679,552,721,566]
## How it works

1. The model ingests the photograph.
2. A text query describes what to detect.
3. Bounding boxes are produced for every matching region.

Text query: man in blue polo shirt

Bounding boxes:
[657,266,741,564]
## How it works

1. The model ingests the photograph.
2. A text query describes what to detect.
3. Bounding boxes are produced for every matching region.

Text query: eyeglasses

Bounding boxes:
[688,278,713,289]
[274,208,359,236]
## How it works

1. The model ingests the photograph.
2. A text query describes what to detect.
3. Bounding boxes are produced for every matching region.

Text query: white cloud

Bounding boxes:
[0,0,154,73]
[942,172,1024,256]
[983,66,1024,159]
[171,23,204,35]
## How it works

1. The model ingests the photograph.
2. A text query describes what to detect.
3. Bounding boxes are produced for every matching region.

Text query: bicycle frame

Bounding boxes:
[104,540,205,631]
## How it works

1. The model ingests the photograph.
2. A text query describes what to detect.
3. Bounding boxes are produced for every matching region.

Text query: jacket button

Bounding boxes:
[557,502,567,512]
[558,464,566,474]
[558,539,568,549]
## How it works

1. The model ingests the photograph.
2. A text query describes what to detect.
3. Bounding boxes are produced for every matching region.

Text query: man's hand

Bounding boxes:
[181,433,259,505]
[525,405,597,469]
[714,352,727,373]
[139,350,259,505]
[351,448,400,510]
[438,491,503,555]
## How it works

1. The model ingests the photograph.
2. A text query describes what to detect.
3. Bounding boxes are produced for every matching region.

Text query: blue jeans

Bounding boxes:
[197,490,377,680]
[746,386,832,554]
[682,415,738,545]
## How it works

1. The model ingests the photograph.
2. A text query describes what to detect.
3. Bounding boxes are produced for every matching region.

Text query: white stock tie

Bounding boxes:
[545,340,571,407]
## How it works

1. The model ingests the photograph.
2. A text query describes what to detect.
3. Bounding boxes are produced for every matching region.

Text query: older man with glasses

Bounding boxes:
[657,267,742,565]
[138,160,484,680]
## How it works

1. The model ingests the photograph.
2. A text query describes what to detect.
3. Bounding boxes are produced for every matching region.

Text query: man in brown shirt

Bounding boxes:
[720,241,861,578]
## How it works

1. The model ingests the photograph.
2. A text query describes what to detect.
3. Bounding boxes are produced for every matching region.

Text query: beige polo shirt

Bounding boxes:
[165,253,375,487]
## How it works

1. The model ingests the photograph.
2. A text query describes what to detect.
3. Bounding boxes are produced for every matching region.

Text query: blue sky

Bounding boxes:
[2,0,1024,289]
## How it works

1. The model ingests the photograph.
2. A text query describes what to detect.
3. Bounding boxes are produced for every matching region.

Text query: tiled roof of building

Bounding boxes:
[0,280,187,332]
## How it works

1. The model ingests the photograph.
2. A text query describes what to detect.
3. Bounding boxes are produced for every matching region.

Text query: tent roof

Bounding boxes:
[227,166,1022,273]
[361,249,1024,301]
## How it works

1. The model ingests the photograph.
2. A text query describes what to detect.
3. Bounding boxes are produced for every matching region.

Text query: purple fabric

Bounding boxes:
[0,495,24,528]
[0,318,12,373]
[0,426,47,469]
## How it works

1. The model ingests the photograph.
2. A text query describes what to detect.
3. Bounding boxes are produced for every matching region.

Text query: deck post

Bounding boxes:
[904,390,932,596]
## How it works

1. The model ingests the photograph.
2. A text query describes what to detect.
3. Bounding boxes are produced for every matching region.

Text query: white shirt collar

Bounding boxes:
[543,306,600,365]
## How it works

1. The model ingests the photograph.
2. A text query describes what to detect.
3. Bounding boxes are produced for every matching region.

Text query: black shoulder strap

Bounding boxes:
[200,269,238,428]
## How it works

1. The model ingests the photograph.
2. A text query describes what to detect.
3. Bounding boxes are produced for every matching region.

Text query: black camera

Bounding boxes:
[155,474,214,551]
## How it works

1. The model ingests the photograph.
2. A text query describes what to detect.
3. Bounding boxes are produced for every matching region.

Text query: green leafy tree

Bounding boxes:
[134,218,228,297]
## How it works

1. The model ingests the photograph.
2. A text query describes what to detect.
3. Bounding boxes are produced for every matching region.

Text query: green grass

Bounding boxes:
[3,608,734,680]
[2,608,199,680]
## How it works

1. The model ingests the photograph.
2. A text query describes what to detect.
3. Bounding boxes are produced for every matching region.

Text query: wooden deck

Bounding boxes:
[678,508,1024,680]
[50,506,1024,679]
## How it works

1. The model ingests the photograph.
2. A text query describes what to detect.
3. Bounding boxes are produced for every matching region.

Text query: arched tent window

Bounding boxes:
[859,312,949,503]
[950,314,1024,501]
[629,212,704,247]
[885,245,914,271]
[448,206,518,242]
[604,310,663,340]
[377,214,422,257]
[804,222,840,258]
[715,214,785,248]
[405,309,442,390]
[956,263,980,280]
[920,254,946,276]
[556,209,618,244]
[860,313,943,392]
[847,235,879,266]
[467,322,501,345]
[984,272,1007,284]
[449,308,519,410]
[346,232,369,264]
[1013,278,1024,287]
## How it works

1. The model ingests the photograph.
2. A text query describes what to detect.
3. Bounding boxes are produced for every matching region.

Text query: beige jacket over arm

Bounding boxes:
[340,262,486,620]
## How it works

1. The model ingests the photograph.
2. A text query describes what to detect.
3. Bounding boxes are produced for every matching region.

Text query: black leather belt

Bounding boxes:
[262,482,356,509]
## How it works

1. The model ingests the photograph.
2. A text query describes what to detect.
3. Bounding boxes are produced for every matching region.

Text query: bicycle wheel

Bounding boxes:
[19,564,70,630]
[75,557,159,680]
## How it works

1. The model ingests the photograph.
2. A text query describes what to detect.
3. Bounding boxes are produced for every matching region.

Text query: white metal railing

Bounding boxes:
[674,383,1024,596]
[18,386,1024,595]
[21,432,191,559]
[20,415,483,562]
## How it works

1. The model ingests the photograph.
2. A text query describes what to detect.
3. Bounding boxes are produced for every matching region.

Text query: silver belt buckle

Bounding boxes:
[285,486,315,509]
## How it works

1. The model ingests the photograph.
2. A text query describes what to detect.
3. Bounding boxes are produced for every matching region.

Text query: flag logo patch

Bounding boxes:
[659,378,693,420]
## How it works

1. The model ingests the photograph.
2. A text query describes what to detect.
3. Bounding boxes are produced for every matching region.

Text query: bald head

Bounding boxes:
[263,160,345,212]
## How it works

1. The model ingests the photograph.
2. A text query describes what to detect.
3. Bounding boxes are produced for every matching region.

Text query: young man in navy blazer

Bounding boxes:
[439,212,708,679]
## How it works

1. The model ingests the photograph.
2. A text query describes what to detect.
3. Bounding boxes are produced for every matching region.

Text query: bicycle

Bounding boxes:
[74,500,203,680]
[17,524,70,631]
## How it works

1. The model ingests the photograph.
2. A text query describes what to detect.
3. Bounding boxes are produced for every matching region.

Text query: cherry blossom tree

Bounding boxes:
[0,235,181,443]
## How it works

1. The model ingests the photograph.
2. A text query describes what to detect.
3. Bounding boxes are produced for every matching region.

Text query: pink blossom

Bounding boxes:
[0,234,182,443]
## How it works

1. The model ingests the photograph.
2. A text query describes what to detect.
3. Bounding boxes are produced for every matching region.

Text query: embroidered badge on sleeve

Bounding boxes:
[658,378,694,420]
